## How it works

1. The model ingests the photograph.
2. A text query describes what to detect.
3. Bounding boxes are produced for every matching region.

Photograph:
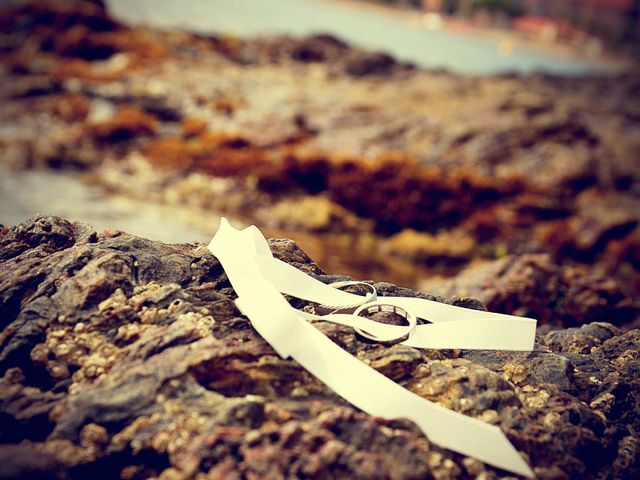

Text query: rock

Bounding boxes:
[257,196,371,233]
[424,253,637,327]
[541,189,639,257]
[1,0,639,304]
[1,3,640,474]
[2,216,640,479]
[543,323,621,354]
[0,443,65,480]
[382,228,476,263]
[87,105,157,144]
[343,50,400,77]
[288,34,350,63]
[228,34,412,77]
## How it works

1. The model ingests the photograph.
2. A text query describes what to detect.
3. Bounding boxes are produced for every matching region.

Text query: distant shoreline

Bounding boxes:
[105,0,625,75]
[325,0,632,73]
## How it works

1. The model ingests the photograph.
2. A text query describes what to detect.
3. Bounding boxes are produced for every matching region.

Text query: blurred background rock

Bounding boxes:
[1,0,638,327]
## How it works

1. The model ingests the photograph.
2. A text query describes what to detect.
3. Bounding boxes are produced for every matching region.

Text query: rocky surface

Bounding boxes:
[423,253,637,328]
[1,0,639,313]
[1,216,640,479]
[1,6,640,474]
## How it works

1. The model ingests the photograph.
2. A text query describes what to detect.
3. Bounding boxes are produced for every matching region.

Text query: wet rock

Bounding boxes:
[1,216,640,479]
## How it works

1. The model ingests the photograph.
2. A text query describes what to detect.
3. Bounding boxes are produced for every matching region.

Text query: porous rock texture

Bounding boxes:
[1,216,640,479]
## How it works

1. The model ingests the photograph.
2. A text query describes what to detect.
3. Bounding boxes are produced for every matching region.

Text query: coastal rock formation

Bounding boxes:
[1,216,640,479]
[1,1,638,284]
[423,253,637,327]
[1,7,640,477]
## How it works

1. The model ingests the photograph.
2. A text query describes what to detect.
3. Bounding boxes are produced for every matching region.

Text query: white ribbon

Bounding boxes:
[208,218,535,477]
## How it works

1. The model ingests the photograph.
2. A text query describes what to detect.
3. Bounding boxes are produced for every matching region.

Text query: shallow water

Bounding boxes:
[107,0,614,75]
[0,168,441,289]
[0,168,213,244]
